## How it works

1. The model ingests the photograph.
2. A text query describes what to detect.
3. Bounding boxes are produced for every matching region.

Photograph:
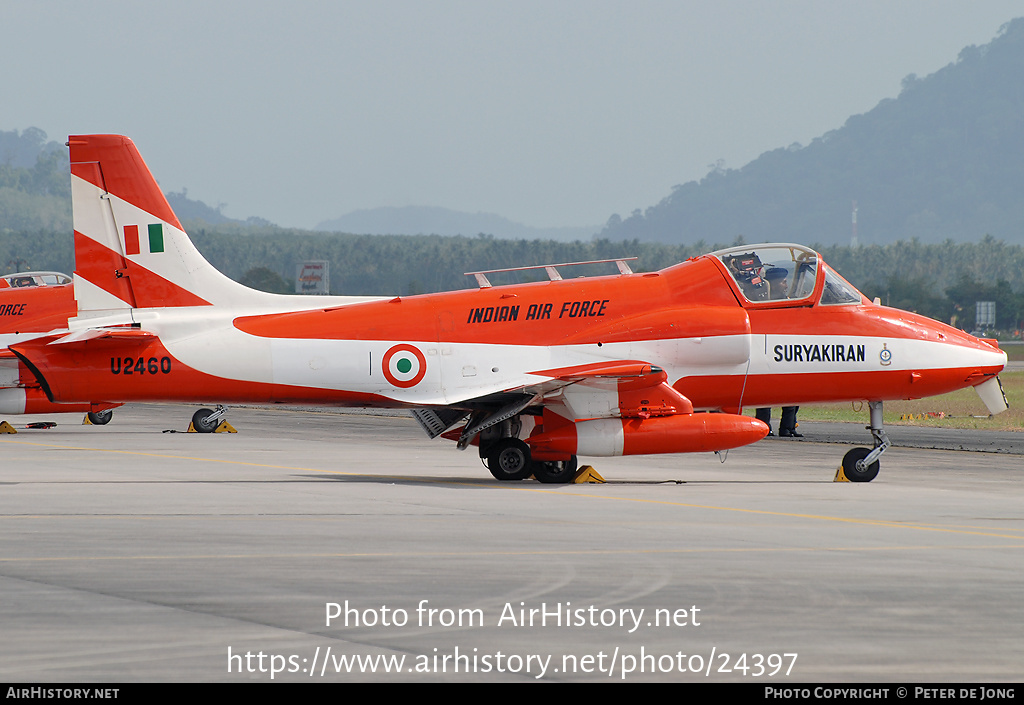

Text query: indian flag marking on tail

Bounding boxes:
[124,225,141,255]
[148,223,164,253]
[123,224,165,255]
[382,344,427,388]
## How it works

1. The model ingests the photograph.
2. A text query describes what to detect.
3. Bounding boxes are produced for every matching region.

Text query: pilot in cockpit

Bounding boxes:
[763,266,789,300]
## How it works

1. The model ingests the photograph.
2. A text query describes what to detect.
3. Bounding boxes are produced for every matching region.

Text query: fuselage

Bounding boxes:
[44,134,1007,478]
[14,245,1006,414]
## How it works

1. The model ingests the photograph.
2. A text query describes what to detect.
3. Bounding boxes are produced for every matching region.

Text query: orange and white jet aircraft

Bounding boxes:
[8,135,1009,482]
[0,270,119,423]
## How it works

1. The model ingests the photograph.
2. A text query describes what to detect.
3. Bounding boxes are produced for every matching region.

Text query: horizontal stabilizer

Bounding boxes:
[50,327,155,345]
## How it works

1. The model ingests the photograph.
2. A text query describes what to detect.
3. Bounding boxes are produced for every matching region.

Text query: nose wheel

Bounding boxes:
[840,401,889,482]
[841,447,880,482]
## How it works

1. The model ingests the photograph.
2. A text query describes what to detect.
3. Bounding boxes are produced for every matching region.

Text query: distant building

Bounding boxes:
[976,301,996,330]
[296,261,330,295]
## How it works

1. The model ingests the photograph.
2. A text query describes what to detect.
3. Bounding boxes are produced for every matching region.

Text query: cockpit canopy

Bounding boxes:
[712,244,863,307]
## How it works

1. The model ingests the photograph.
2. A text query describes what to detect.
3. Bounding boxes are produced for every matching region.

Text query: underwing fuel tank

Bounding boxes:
[527,413,769,458]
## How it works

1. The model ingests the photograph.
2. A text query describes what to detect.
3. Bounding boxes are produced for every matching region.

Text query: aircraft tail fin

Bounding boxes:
[68,134,258,313]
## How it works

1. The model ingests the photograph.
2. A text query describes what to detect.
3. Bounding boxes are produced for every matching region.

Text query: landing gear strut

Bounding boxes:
[841,400,889,482]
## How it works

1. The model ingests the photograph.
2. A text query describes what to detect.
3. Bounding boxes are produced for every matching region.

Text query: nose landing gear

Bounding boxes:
[838,401,889,482]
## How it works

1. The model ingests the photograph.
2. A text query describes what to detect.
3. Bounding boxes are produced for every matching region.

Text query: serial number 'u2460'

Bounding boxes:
[110,356,172,375]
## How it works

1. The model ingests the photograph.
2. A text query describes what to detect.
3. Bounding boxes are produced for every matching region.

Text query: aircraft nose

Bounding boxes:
[899,309,1007,371]
[878,309,1007,405]
[948,332,1007,414]
[962,335,1007,372]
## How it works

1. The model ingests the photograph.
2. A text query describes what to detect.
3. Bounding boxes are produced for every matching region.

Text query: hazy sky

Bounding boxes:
[3,1,1021,230]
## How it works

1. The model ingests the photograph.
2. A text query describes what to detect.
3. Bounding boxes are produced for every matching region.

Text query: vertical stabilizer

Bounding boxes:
[69,135,260,313]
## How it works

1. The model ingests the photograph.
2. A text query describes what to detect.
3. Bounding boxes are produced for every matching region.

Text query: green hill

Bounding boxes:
[601,19,1024,246]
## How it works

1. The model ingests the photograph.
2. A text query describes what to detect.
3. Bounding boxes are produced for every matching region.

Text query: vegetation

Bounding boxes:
[794,371,1024,432]
[239,266,293,294]
[187,228,708,295]
[0,129,71,234]
[1,222,1024,334]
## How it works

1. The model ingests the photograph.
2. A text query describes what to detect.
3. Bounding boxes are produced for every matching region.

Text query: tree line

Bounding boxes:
[0,225,1022,335]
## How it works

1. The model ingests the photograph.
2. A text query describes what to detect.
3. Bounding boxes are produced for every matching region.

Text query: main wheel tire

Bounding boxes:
[842,447,879,482]
[533,456,578,484]
[192,408,218,433]
[87,410,113,425]
[487,439,533,481]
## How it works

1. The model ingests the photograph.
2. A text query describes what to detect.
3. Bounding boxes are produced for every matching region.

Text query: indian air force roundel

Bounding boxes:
[382,344,427,388]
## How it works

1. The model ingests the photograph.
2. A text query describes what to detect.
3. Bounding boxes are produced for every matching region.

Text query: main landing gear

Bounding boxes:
[840,400,890,482]
[483,437,578,484]
[486,438,533,481]
[533,456,579,484]
[86,409,113,425]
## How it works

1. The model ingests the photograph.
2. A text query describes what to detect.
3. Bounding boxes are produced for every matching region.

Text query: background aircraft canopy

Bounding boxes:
[0,271,72,289]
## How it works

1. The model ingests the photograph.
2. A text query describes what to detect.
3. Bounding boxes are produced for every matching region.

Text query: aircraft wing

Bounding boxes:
[526,360,662,382]
[415,358,695,441]
[524,359,694,419]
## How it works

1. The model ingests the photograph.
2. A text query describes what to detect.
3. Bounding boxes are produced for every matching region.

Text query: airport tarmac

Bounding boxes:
[0,404,1021,683]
